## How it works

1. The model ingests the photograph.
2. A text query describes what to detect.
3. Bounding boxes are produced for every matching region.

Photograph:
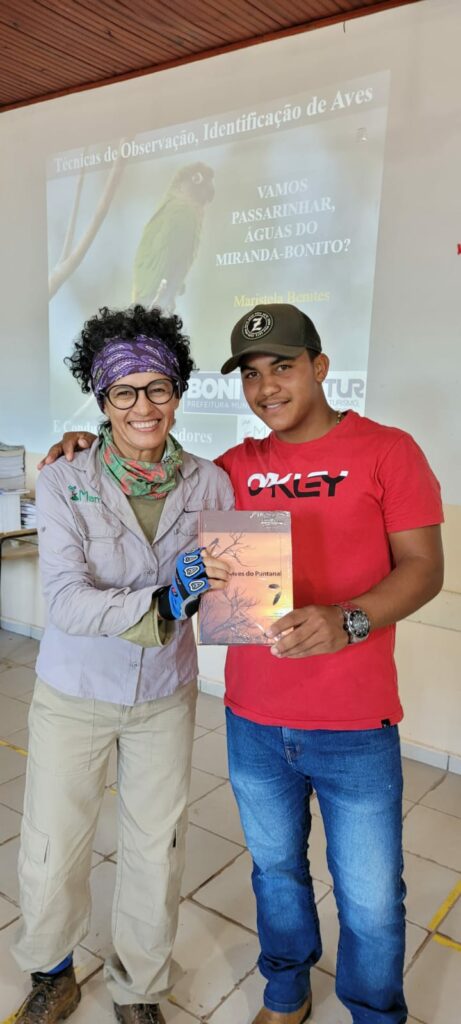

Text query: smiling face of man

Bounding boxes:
[239,349,335,444]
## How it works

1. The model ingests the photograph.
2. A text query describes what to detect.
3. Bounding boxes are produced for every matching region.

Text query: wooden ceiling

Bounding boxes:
[1,0,419,112]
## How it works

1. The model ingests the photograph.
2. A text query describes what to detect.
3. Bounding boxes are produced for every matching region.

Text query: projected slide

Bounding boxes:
[46,71,389,458]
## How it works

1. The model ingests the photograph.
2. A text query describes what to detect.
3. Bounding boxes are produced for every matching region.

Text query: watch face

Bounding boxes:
[349,609,370,639]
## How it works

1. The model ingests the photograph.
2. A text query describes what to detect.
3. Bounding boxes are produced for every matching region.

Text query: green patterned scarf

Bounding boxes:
[99,424,183,498]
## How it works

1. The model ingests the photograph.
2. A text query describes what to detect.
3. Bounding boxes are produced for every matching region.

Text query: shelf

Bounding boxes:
[0,529,37,540]
[2,542,38,560]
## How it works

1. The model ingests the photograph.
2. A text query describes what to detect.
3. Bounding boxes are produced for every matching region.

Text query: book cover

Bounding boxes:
[198,510,293,645]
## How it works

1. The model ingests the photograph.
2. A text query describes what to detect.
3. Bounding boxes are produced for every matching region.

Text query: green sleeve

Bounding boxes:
[119,598,174,647]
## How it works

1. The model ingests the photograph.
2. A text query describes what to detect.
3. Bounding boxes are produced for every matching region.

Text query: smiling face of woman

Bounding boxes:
[104,371,179,462]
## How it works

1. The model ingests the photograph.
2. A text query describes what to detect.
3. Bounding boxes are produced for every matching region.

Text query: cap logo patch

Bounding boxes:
[243,311,274,340]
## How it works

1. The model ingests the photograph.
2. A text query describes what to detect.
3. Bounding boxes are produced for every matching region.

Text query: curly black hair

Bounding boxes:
[65,305,196,394]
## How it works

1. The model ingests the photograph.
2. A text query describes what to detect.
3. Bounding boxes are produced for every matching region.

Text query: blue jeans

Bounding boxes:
[226,709,407,1023]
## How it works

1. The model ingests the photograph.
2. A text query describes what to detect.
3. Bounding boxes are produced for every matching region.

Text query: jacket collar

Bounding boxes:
[83,438,199,481]
[80,440,200,544]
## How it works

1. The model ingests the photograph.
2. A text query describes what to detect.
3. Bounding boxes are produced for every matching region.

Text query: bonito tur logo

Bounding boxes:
[243,311,274,340]
[248,470,349,498]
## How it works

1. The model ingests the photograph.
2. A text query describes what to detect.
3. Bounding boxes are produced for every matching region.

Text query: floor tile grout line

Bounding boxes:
[105,775,230,811]
[313,885,333,908]
[419,769,449,794]
[403,928,433,977]
[408,799,461,824]
[181,847,248,901]
[189,894,258,937]
[78,940,104,960]
[0,796,26,814]
[0,887,19,907]
[403,773,449,808]
[0,687,35,706]
[190,879,332,941]
[77,958,105,989]
[406,911,460,943]
[0,697,34,709]
[189,767,228,782]
[187,777,228,808]
[185,818,246,848]
[194,722,226,734]
[199,961,260,1022]
[0,830,21,848]
[0,659,37,671]
[0,914,20,933]
[93,847,117,859]
[402,845,461,873]
[166,992,207,1021]
[310,962,336,981]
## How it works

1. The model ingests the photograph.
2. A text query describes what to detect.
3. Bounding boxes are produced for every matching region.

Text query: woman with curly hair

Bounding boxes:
[12,305,233,1024]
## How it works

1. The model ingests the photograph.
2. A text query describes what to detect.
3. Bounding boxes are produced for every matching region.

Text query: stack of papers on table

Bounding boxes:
[0,442,26,491]
[20,497,36,528]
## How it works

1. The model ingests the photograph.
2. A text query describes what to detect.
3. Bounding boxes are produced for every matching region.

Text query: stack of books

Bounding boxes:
[21,497,36,529]
[0,492,21,532]
[0,442,27,532]
[0,442,26,491]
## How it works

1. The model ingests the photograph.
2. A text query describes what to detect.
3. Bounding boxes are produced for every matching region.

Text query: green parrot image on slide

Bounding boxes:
[131,162,215,311]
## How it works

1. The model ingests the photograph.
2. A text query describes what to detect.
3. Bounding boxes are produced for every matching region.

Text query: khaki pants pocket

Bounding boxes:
[18,816,50,917]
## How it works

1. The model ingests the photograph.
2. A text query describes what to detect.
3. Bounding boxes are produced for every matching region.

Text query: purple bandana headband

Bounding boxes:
[91,336,183,410]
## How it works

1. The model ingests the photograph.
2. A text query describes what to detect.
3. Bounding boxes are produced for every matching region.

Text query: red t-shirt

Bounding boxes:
[215,412,443,730]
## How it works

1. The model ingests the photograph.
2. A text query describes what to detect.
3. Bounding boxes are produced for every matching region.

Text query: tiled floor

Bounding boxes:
[0,628,460,1023]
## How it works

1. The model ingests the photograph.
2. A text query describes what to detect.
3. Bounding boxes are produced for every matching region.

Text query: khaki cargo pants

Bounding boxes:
[13,678,197,1005]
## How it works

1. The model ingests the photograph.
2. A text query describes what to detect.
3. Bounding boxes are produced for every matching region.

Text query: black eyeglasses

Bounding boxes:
[104,379,176,410]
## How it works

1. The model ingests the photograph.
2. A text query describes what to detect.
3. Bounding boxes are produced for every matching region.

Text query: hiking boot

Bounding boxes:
[251,995,312,1024]
[14,965,81,1022]
[114,1004,166,1024]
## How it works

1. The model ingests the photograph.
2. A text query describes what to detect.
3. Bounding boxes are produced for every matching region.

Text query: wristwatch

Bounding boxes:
[336,604,371,644]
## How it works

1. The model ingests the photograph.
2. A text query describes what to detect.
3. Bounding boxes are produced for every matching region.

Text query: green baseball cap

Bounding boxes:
[221,303,322,375]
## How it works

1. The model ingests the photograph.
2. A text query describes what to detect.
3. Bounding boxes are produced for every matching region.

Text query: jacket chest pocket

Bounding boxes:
[174,506,202,546]
[78,509,128,584]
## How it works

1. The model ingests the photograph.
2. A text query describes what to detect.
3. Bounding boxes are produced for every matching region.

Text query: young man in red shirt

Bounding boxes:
[214,304,443,1024]
[44,304,443,1024]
